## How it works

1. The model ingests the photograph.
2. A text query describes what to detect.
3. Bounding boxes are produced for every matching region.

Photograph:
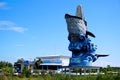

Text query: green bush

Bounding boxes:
[1,72,120,80]
[41,70,47,76]
[21,68,31,78]
[96,74,104,80]
[114,73,120,80]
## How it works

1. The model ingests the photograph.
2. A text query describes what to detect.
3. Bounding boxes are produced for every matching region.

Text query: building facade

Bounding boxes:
[37,55,70,70]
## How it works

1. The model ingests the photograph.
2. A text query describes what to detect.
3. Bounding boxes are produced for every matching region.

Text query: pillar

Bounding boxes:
[47,66,48,70]
[42,65,43,70]
[84,68,86,75]
[97,68,100,73]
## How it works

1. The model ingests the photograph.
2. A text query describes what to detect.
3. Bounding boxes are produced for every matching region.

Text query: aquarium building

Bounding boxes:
[37,55,70,70]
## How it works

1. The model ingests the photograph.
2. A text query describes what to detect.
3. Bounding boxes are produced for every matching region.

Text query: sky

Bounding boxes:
[0,0,120,67]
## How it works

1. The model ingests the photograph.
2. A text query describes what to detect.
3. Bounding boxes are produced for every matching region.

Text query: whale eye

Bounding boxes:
[79,34,85,41]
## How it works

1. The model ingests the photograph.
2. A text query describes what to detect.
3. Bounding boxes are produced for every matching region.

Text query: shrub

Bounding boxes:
[96,74,104,80]
[21,68,31,78]
[41,70,47,76]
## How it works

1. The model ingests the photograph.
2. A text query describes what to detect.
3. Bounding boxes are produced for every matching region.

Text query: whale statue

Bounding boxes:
[65,5,108,66]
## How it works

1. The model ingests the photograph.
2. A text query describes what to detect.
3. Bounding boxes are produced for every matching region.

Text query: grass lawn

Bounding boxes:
[0,73,120,80]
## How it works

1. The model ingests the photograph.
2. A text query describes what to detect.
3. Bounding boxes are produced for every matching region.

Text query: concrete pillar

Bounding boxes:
[57,66,58,70]
[42,65,43,70]
[84,68,86,75]
[61,67,63,74]
[97,68,100,73]
[65,66,66,74]
[79,68,82,75]
[21,64,22,73]
[31,65,33,73]
[69,67,71,77]
[47,66,48,70]
[89,69,91,75]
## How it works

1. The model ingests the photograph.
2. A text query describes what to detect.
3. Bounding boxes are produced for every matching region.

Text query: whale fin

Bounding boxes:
[95,54,109,57]
[86,31,95,38]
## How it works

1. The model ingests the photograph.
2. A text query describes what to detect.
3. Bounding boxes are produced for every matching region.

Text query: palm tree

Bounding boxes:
[33,58,42,69]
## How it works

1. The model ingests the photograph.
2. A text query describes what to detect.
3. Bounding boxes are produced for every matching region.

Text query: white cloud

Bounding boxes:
[0,2,10,10]
[0,21,27,33]
[16,44,25,47]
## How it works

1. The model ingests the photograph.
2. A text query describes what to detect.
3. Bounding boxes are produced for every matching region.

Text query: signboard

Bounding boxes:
[42,59,62,64]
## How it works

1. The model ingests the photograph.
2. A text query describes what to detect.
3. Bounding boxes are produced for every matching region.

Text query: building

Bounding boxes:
[14,55,101,75]
[14,60,34,73]
[37,55,70,70]
[36,55,100,74]
[21,60,34,72]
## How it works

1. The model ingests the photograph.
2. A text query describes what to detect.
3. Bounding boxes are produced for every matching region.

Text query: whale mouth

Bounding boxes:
[65,14,95,38]
[65,14,87,35]
[65,14,87,26]
[65,14,83,19]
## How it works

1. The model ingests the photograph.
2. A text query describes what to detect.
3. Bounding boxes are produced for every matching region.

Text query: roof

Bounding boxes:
[37,55,70,59]
[40,63,62,66]
[21,60,33,65]
[63,66,101,69]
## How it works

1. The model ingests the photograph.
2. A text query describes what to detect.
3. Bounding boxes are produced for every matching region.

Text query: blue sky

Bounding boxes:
[0,0,120,67]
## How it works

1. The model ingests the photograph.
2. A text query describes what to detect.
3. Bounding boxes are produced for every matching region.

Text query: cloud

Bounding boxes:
[0,21,27,33]
[0,2,10,10]
[16,44,25,47]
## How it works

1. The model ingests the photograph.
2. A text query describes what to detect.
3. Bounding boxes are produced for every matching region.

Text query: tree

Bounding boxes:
[14,58,24,73]
[101,67,107,74]
[107,65,112,71]
[21,67,31,78]
[33,58,42,69]
[0,61,13,75]
[0,61,12,68]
